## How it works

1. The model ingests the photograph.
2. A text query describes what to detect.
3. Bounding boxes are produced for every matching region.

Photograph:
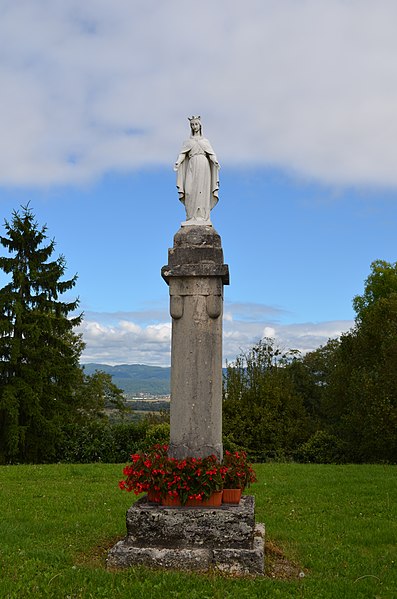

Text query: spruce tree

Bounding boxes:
[0,205,84,463]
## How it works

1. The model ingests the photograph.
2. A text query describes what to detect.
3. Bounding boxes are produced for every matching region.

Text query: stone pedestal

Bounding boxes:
[161,226,229,461]
[107,496,264,576]
[108,223,265,576]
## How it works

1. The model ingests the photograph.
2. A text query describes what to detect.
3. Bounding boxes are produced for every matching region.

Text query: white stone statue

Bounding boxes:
[174,116,220,226]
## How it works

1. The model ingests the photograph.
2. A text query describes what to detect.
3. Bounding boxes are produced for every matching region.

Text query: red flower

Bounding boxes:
[118,445,255,506]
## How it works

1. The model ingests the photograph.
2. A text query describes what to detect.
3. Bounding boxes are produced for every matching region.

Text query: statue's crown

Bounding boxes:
[188,115,201,122]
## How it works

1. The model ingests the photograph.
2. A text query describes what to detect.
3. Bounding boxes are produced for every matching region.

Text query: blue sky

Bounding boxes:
[1,1,396,366]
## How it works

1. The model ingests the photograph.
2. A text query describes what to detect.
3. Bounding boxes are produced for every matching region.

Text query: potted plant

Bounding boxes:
[118,444,169,503]
[164,454,226,507]
[222,450,257,504]
[119,445,226,507]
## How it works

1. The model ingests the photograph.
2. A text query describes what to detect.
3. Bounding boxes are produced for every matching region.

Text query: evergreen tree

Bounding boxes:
[0,205,84,463]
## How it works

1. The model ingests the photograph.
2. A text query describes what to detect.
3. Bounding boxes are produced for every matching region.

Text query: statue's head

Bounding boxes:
[188,115,202,136]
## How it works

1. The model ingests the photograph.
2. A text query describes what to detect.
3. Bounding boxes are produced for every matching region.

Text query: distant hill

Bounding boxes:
[82,363,170,395]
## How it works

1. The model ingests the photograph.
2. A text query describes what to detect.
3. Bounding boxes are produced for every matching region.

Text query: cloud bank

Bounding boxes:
[79,303,353,366]
[1,1,397,187]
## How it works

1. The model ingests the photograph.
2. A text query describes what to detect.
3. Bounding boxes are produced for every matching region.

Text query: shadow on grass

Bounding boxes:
[265,540,305,580]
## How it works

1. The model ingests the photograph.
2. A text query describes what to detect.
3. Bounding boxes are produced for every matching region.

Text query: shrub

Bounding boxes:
[141,423,170,450]
[57,420,148,463]
[222,434,246,454]
[296,430,347,464]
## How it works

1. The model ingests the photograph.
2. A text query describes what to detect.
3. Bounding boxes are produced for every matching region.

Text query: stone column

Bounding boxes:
[162,225,229,461]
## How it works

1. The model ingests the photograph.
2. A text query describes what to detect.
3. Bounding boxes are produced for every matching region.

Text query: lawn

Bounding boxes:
[0,463,395,598]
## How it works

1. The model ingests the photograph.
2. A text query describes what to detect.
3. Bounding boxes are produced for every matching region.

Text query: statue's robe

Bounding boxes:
[176,137,219,222]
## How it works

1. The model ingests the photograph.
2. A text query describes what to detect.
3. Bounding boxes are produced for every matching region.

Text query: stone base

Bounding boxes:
[107,495,264,576]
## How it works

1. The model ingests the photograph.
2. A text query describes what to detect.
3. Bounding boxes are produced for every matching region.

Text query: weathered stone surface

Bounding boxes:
[125,495,255,549]
[173,226,223,249]
[162,262,229,281]
[212,531,265,576]
[107,540,212,571]
[107,498,265,576]
[161,226,229,285]
[162,226,229,461]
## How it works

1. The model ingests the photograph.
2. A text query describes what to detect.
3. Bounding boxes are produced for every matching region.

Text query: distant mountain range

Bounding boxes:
[82,363,171,395]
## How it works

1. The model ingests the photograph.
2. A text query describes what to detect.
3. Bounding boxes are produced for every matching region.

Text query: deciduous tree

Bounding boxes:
[326,263,397,462]
[223,339,309,459]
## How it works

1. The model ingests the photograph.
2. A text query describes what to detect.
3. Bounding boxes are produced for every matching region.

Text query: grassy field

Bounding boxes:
[0,463,395,598]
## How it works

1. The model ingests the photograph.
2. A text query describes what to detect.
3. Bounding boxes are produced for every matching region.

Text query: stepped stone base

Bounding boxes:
[107,495,264,576]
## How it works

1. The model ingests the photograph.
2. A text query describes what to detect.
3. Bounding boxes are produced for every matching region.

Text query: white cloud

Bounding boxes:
[79,317,172,365]
[1,1,397,187]
[78,305,353,366]
[263,326,276,338]
[222,313,353,363]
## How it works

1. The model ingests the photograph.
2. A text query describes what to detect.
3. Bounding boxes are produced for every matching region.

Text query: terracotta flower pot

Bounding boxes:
[185,497,202,507]
[222,488,242,504]
[161,495,181,507]
[162,491,223,508]
[147,490,161,503]
[201,491,223,507]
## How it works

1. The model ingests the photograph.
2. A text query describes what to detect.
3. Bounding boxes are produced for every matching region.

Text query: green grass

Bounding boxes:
[0,463,396,598]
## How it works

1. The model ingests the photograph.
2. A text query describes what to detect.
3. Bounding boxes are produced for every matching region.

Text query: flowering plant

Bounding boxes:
[165,454,226,505]
[118,444,169,496]
[119,445,227,506]
[222,450,257,490]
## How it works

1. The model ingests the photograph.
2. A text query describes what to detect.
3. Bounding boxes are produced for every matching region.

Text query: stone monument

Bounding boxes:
[107,117,264,576]
[164,116,227,460]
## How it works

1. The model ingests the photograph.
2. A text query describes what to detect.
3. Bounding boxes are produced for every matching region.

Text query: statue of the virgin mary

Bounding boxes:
[174,116,220,226]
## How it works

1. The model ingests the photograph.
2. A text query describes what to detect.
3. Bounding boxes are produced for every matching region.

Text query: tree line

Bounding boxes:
[223,259,397,464]
[1,206,396,464]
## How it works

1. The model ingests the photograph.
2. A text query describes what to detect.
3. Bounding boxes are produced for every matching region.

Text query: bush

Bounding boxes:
[296,430,348,464]
[111,421,150,460]
[141,423,170,450]
[57,420,149,463]
[222,434,246,455]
